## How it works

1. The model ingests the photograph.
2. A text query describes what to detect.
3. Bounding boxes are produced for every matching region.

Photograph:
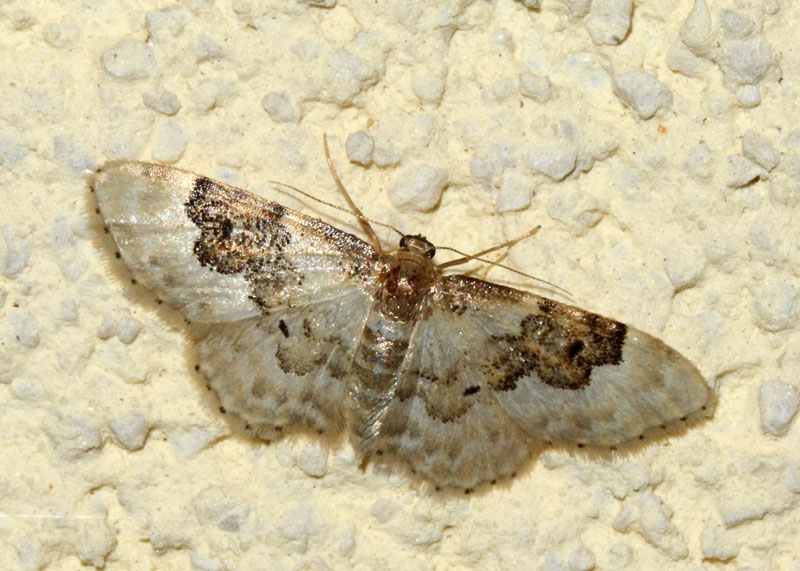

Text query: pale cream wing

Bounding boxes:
[197,289,373,440]
[93,161,381,323]
[370,275,712,489]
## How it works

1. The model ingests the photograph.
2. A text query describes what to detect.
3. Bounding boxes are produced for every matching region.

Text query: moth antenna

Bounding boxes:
[322,134,383,252]
[438,226,541,267]
[444,254,572,299]
[267,179,403,237]
[437,226,573,299]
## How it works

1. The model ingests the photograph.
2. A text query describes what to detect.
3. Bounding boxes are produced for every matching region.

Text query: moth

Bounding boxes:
[92,156,713,490]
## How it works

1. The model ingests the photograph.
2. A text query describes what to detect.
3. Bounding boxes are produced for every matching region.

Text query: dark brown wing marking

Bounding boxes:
[489,298,627,391]
[433,275,627,391]
[184,175,383,313]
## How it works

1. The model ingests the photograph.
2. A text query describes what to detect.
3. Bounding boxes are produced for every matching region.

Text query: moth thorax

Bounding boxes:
[380,252,437,320]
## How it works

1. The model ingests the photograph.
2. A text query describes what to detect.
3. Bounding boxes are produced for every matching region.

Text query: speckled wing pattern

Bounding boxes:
[93,161,713,490]
[93,162,380,322]
[366,275,711,487]
[195,291,372,440]
[93,162,379,441]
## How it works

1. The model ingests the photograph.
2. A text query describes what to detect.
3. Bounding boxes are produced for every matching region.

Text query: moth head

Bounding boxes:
[399,234,436,259]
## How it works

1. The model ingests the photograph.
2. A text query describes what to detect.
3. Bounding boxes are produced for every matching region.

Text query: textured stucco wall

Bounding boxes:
[1,0,798,568]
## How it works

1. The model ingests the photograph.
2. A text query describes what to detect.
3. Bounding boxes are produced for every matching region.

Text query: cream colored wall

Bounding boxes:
[0,0,797,568]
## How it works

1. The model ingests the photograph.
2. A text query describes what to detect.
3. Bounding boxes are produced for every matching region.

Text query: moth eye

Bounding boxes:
[399,236,407,248]
[426,247,436,258]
